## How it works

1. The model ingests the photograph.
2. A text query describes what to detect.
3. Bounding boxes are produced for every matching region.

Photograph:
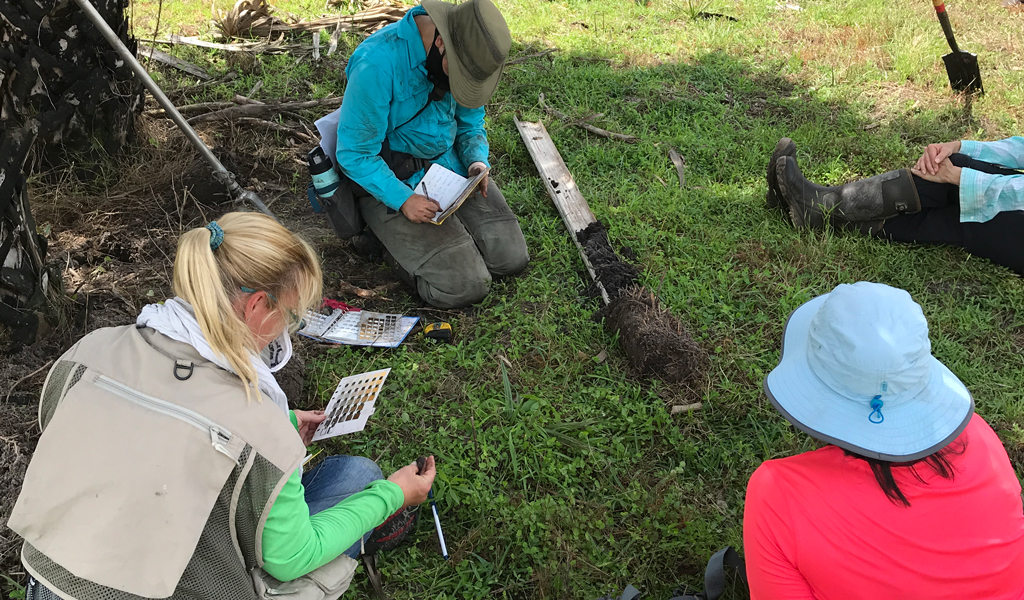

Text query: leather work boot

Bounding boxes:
[765,137,797,210]
[775,156,921,231]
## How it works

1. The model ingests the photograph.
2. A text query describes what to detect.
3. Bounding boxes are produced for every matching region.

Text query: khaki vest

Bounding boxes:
[9,325,308,600]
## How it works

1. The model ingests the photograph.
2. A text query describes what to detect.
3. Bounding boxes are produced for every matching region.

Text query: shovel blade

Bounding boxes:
[942,51,983,93]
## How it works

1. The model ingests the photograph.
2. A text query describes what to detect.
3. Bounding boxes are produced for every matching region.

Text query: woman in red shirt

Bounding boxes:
[744,281,1024,599]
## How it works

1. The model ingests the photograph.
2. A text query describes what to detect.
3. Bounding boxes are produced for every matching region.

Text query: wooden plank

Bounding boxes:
[513,117,611,305]
[138,44,212,80]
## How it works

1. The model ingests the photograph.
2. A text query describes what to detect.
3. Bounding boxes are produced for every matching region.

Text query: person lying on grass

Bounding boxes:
[766,136,1024,275]
[744,281,1024,598]
[8,212,436,600]
[330,0,529,309]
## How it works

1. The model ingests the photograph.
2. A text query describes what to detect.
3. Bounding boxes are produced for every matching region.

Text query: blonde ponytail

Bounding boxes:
[173,212,322,401]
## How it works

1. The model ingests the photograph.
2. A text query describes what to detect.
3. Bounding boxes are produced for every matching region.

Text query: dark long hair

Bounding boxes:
[844,438,968,507]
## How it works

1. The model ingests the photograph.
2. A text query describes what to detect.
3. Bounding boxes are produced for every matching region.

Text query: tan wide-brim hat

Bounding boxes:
[422,0,511,109]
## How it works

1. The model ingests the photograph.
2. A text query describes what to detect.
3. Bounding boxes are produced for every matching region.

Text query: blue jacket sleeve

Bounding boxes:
[453,104,490,168]
[335,60,416,211]
[958,169,1024,223]
[959,137,1024,170]
[957,137,1024,223]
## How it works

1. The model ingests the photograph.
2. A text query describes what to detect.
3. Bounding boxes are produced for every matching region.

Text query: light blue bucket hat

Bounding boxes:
[765,281,973,462]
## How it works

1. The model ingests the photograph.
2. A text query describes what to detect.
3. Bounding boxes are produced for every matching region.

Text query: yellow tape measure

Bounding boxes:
[423,321,453,343]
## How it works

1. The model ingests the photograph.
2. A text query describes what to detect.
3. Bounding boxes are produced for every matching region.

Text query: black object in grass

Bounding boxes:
[576,221,640,300]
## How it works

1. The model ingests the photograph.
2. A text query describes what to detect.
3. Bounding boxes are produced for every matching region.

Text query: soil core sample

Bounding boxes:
[596,288,707,386]
[576,222,640,299]
[578,221,706,387]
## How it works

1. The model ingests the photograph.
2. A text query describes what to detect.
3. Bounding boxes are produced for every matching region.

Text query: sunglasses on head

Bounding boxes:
[239,286,305,333]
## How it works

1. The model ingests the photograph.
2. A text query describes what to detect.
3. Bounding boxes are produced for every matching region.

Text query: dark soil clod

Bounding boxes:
[596,287,707,387]
[576,221,640,300]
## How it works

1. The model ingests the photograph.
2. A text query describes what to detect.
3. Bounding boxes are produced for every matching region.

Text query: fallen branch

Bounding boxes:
[143,34,310,54]
[138,44,212,80]
[538,93,638,143]
[145,100,235,116]
[187,97,343,123]
[506,48,557,65]
[235,117,316,142]
[233,94,264,105]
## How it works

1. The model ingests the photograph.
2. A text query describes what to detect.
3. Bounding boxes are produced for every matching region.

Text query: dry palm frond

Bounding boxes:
[216,0,290,39]
[217,0,410,40]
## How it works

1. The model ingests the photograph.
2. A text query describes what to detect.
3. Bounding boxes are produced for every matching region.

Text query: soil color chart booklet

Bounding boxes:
[414,163,489,225]
[311,368,390,441]
[299,307,418,348]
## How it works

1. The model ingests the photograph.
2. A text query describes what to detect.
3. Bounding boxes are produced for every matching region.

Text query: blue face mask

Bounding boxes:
[425,28,449,94]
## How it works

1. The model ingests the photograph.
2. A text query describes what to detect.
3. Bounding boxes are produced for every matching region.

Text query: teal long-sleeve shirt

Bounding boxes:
[334,5,491,211]
[259,411,404,581]
[958,136,1024,223]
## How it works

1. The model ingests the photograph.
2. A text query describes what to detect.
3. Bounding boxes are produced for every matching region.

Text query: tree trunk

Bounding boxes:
[0,0,144,348]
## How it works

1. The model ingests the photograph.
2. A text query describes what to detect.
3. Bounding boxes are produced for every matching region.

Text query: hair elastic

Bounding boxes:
[206,221,225,251]
[869,395,884,424]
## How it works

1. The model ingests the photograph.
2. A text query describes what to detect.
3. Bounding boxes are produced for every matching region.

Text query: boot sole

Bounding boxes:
[775,157,806,228]
[766,138,796,209]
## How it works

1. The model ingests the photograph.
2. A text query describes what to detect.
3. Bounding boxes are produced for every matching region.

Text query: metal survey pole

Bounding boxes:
[71,0,277,220]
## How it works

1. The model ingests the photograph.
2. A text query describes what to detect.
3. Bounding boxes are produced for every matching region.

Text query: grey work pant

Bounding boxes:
[360,180,529,308]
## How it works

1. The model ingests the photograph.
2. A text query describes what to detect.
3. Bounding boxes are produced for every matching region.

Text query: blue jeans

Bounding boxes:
[302,454,384,558]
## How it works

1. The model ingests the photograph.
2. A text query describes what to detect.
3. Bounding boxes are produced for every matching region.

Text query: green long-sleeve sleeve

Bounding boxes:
[259,412,405,581]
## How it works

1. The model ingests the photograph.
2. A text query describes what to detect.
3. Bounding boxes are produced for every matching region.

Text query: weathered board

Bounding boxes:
[138,45,212,81]
[513,117,610,305]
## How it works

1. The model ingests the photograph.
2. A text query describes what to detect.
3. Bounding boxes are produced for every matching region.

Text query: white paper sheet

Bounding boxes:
[315,107,342,168]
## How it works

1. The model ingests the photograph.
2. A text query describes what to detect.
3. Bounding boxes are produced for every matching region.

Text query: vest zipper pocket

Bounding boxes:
[93,374,239,464]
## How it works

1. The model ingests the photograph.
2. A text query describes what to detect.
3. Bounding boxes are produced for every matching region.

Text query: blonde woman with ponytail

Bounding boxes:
[10,213,436,600]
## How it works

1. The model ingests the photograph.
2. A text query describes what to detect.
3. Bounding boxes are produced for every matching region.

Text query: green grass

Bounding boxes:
[55,0,1024,598]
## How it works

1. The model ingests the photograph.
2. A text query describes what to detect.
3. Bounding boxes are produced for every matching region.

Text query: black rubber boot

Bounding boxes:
[775,156,921,230]
[766,138,796,209]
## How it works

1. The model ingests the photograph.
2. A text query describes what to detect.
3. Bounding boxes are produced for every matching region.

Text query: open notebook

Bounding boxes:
[299,307,418,348]
[414,163,489,225]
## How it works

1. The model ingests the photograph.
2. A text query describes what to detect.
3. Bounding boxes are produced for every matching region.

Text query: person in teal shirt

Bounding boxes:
[767,136,1024,274]
[334,0,529,308]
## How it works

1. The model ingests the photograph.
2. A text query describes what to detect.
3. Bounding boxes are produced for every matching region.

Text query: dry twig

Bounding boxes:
[671,402,703,414]
[187,97,343,123]
[538,93,638,143]
[4,360,54,403]
[506,48,557,65]
[338,280,397,300]
[235,117,315,142]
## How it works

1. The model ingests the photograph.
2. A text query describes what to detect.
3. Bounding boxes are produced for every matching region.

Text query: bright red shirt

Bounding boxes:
[743,414,1024,599]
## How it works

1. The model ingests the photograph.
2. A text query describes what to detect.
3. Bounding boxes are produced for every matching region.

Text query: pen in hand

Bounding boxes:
[417,456,448,560]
